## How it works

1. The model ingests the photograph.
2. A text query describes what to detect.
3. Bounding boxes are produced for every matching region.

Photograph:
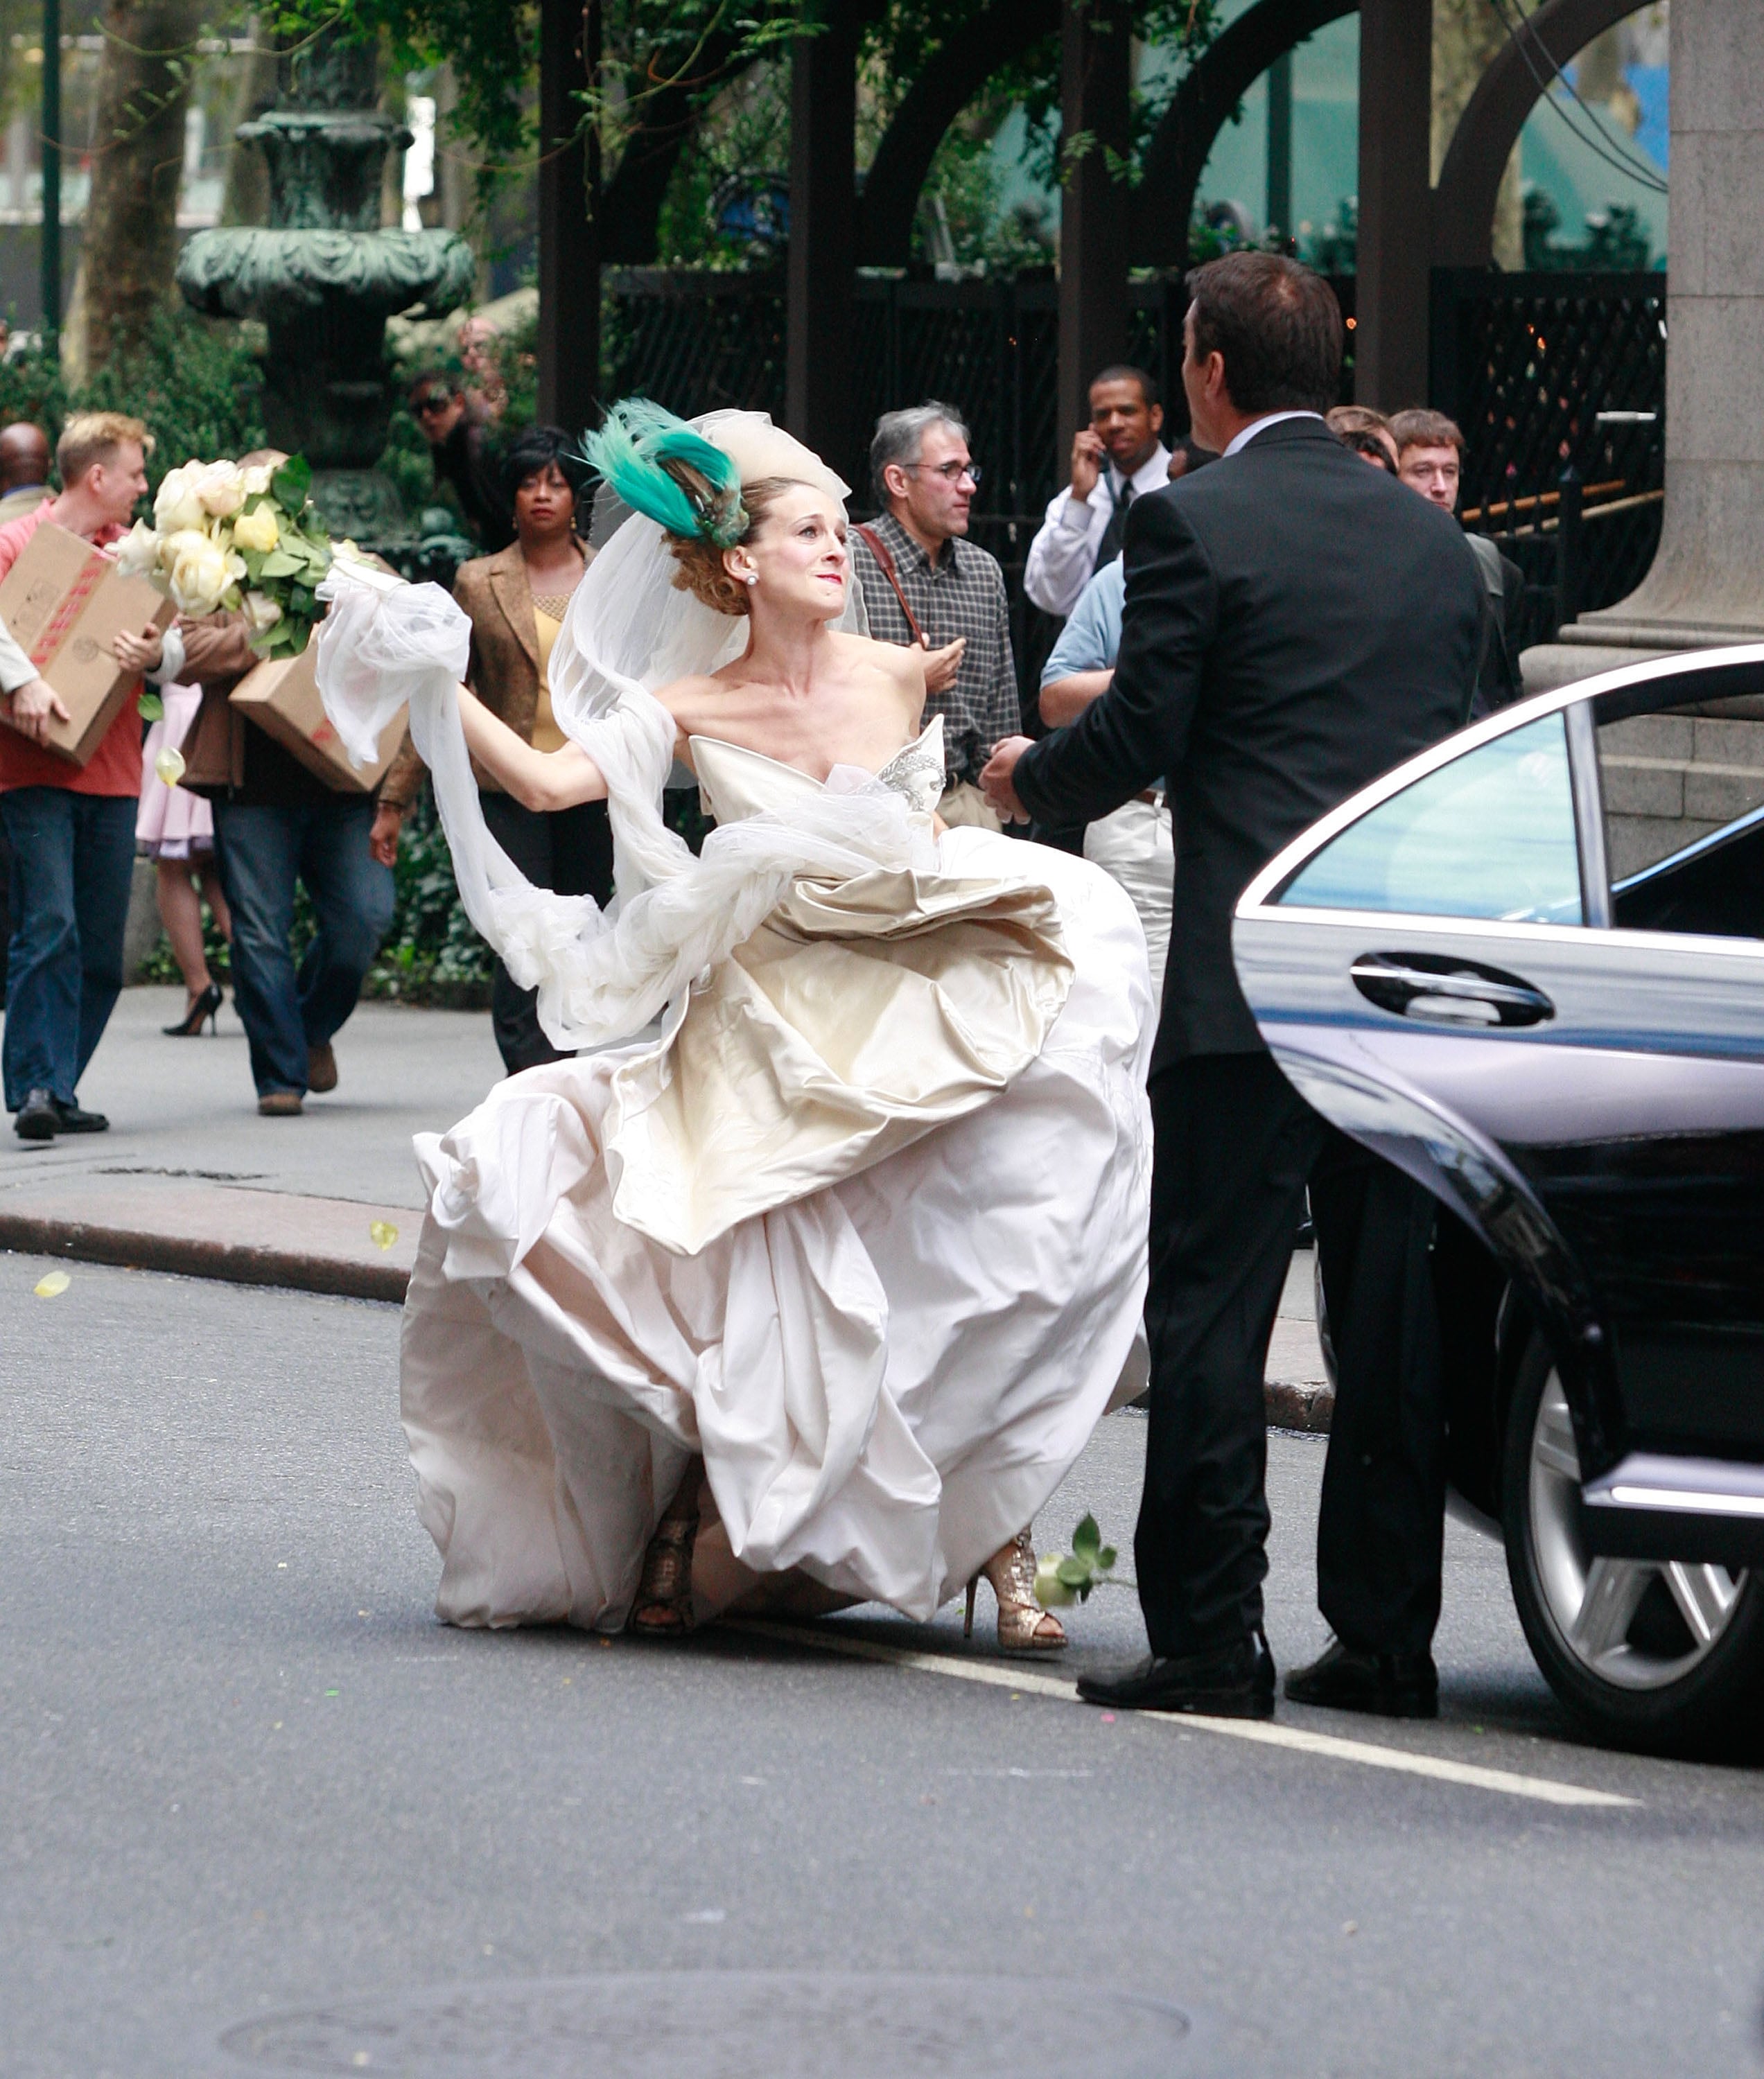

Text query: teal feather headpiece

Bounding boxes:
[580,398,749,546]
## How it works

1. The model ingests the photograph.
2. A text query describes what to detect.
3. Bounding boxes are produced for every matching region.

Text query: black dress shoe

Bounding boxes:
[13,1088,58,1140]
[1285,1638,1438,1719]
[52,1098,109,1134]
[1076,1633,1276,1718]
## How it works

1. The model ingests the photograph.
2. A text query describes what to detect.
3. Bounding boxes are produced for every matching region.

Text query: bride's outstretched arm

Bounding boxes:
[456,684,607,810]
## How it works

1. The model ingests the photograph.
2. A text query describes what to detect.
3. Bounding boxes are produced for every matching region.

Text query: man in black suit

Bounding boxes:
[982,254,1483,1719]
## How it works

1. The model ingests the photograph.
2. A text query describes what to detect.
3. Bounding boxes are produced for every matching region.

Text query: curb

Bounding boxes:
[0,1211,409,1305]
[1,1210,1337,1433]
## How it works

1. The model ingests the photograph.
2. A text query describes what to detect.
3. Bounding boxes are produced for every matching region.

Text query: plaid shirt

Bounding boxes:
[851,511,1020,786]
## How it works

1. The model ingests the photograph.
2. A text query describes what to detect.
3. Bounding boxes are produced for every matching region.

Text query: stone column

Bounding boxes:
[1525,0,1764,690]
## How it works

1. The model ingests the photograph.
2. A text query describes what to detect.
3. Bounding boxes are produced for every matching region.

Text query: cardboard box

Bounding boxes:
[229,641,407,794]
[0,522,175,766]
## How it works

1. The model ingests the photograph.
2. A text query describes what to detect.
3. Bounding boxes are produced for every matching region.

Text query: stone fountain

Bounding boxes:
[176,33,475,550]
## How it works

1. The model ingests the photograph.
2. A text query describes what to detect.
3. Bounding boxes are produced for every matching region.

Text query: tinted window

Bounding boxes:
[1601,692,1764,938]
[1279,713,1582,923]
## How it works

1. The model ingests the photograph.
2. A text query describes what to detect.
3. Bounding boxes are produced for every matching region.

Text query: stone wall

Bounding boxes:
[1600,697,1764,883]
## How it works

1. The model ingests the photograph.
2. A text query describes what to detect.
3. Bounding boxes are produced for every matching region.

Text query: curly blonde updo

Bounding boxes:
[665,476,805,617]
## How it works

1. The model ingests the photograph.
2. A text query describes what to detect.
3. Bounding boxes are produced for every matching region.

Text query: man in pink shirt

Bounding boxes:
[0,412,167,1139]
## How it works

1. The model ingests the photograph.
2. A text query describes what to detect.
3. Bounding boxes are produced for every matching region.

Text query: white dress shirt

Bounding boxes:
[1221,410,1325,457]
[1023,441,1173,618]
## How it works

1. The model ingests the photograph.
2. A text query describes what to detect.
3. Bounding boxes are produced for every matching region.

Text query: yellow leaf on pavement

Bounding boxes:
[33,1269,71,1297]
[369,1220,399,1251]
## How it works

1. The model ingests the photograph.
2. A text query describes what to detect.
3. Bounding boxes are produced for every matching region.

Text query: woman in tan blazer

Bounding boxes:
[380,425,610,1073]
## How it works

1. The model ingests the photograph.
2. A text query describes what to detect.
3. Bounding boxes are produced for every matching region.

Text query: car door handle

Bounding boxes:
[1351,954,1555,1028]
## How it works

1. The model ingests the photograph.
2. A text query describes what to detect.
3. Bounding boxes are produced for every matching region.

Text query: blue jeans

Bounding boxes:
[213,798,394,1098]
[0,787,137,1113]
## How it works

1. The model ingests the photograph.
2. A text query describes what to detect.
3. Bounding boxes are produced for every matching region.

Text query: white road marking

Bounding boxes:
[728,1620,1639,1810]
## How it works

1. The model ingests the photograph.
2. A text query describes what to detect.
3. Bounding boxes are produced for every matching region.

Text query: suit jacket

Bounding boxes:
[423,540,591,798]
[1013,415,1483,1071]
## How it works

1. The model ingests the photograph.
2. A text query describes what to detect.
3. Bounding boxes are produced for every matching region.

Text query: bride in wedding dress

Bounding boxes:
[315,403,1152,1651]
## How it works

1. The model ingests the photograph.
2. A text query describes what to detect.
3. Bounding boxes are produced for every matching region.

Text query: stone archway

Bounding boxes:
[1432,0,1657,265]
[1131,0,1356,267]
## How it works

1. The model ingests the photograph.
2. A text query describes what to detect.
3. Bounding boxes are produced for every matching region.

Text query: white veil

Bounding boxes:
[313,410,917,1054]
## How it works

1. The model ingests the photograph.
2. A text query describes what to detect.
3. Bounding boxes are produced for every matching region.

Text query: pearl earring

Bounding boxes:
[744,572,758,586]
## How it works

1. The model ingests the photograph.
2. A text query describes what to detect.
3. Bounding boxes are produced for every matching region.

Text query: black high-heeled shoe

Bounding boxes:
[164,981,222,1037]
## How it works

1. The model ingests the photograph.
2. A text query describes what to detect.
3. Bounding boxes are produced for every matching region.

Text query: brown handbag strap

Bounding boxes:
[855,523,926,649]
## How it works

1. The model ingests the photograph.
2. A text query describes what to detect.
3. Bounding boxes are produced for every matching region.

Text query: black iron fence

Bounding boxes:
[604,265,1668,690]
[1431,268,1666,653]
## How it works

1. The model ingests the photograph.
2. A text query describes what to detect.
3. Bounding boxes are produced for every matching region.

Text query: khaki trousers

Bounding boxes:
[938,780,1003,833]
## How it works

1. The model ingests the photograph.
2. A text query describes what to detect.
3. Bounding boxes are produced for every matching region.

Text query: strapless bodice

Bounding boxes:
[690,716,945,825]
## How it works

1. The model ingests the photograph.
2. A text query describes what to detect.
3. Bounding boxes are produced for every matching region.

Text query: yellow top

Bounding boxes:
[530,606,567,755]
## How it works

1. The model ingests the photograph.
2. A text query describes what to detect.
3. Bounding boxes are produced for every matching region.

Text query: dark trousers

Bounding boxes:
[1137,1050,1446,1659]
[212,797,394,1098]
[478,790,613,1076]
[0,787,137,1112]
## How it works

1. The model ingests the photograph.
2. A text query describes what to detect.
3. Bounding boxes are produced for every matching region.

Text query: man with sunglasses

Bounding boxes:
[853,401,1020,831]
[408,371,514,552]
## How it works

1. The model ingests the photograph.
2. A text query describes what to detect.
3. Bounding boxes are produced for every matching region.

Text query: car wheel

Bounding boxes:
[1503,1337,1764,1751]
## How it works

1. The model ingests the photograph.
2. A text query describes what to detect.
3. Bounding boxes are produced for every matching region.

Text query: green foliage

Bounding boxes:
[370,793,496,997]
[0,306,266,497]
[1522,188,1654,272]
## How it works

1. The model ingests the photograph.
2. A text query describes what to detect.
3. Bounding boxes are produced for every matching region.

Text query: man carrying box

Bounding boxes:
[0,412,178,1141]
[160,559,400,1119]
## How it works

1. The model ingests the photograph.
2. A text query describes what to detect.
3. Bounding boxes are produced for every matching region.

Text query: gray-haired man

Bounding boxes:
[851,402,1020,830]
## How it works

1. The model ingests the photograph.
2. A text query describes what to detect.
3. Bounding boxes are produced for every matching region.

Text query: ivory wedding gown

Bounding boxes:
[312,421,1153,1632]
[399,719,1153,1627]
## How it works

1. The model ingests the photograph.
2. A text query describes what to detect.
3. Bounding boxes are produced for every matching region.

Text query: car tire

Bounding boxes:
[1502,1335,1764,1752]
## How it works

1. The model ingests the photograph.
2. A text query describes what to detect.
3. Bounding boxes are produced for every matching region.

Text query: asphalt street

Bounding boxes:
[5,1253,1764,2078]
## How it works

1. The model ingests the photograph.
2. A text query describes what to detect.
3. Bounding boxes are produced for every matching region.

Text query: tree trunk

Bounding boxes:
[71,0,207,378]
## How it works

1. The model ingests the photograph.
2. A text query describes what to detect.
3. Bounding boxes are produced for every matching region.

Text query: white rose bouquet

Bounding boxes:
[118,453,335,662]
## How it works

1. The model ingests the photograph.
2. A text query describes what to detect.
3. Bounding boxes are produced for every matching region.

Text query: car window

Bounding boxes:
[1278,713,1582,924]
[1601,692,1764,938]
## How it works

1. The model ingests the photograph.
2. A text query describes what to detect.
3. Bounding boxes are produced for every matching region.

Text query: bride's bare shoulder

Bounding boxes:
[832,629,923,693]
[652,672,724,723]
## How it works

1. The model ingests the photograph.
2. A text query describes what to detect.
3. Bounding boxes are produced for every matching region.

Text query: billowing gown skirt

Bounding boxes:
[400,825,1154,1629]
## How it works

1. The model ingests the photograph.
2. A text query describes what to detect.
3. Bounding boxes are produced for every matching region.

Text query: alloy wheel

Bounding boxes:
[1528,1369,1745,1691]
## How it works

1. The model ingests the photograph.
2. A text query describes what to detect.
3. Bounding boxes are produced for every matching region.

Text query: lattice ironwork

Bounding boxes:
[604,264,1664,678]
[1432,269,1667,650]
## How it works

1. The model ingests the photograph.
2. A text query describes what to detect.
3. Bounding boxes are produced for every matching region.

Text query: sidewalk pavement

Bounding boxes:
[0,983,1333,1423]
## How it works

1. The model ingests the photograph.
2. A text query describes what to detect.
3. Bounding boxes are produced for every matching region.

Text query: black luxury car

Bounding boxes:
[1232,642,1764,1749]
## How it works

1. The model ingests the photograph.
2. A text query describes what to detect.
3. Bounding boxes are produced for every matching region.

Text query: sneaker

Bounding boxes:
[13,1088,58,1140]
[258,1091,304,1116]
[306,1042,338,1094]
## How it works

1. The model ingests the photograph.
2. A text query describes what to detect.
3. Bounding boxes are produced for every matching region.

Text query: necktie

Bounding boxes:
[1095,476,1134,570]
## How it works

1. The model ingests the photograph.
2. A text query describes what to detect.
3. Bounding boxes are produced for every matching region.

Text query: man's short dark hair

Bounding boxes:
[409,368,460,401]
[501,423,590,503]
[1090,364,1160,412]
[1185,254,1343,416]
[1388,408,1465,459]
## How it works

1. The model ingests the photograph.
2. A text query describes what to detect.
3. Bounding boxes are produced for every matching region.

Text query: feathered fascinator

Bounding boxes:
[580,398,749,546]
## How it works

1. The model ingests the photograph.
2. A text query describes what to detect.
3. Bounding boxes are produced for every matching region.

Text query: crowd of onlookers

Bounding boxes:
[0,308,1524,1143]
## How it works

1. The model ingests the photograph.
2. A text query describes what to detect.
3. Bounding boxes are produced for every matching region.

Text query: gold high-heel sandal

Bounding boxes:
[629,1465,702,1635]
[963,1528,1066,1653]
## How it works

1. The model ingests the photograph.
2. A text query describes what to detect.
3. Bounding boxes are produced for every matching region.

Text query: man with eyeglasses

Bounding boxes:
[408,370,514,553]
[853,401,1021,830]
